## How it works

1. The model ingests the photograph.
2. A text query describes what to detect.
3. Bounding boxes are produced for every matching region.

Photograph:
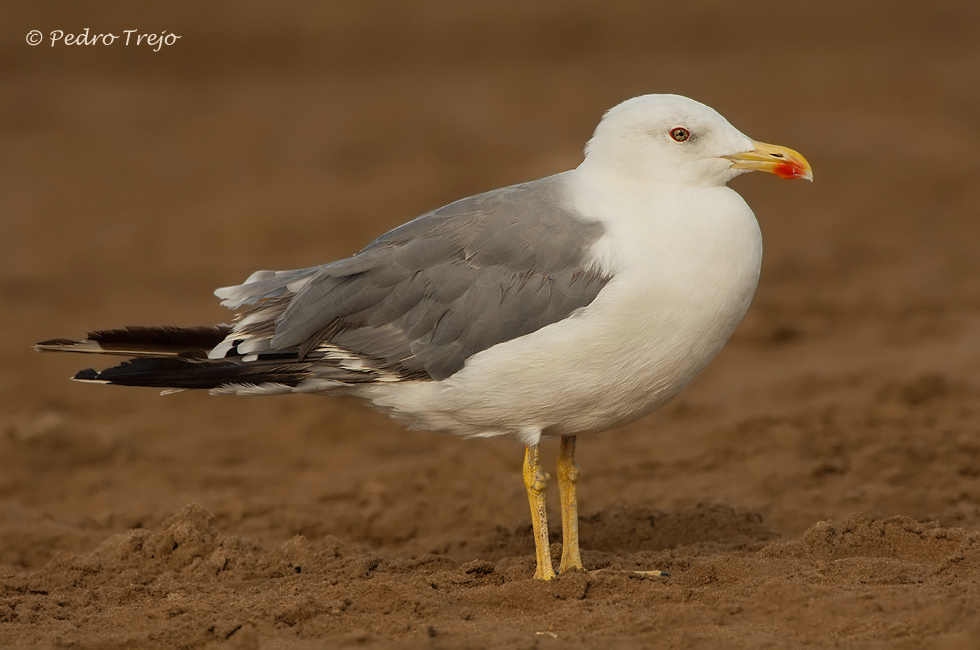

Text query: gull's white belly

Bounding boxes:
[359,186,763,445]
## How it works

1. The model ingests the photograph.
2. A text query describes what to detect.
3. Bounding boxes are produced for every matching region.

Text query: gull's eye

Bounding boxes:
[670,127,690,142]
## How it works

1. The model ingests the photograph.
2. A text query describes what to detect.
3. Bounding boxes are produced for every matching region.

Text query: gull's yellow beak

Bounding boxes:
[725,141,813,181]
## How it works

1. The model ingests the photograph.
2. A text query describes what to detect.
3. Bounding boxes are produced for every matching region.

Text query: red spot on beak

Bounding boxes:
[774,162,808,180]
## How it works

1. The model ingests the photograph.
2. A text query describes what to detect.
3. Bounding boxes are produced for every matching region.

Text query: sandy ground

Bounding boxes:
[3,2,980,648]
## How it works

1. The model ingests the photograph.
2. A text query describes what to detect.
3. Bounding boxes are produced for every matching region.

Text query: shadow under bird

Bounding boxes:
[37,94,812,580]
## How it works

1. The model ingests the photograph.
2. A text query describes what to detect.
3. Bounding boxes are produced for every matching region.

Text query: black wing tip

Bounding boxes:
[36,338,79,349]
[68,356,318,390]
[88,325,231,345]
[36,325,232,358]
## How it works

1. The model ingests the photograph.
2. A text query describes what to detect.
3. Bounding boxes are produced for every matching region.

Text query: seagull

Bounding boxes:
[37,94,812,580]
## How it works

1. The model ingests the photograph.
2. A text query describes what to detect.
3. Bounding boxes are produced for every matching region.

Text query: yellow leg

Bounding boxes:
[557,435,584,573]
[523,444,556,580]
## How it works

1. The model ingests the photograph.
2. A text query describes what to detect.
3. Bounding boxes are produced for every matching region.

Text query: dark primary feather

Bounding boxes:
[37,326,231,357]
[89,326,231,356]
[71,356,372,389]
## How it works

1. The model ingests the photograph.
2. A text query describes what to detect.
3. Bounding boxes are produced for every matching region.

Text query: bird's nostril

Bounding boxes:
[771,153,784,158]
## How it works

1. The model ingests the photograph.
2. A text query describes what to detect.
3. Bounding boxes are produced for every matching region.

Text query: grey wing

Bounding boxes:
[212,172,610,381]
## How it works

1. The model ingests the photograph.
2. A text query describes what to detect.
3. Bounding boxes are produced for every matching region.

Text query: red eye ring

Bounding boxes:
[670,127,690,142]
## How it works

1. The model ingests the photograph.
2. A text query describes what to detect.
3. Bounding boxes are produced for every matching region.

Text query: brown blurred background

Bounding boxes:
[3,1,980,647]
